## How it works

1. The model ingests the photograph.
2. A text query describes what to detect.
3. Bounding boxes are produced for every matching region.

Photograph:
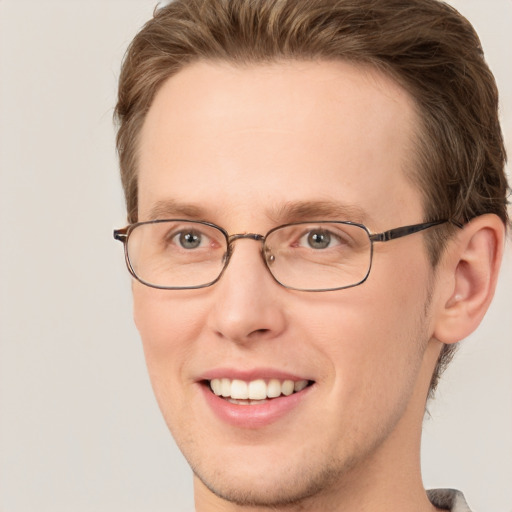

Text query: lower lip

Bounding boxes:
[200,383,313,429]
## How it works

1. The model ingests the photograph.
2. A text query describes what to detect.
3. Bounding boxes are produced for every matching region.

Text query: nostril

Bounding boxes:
[248,328,271,338]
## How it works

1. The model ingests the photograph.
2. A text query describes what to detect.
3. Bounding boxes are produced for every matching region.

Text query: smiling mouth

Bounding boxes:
[207,378,313,405]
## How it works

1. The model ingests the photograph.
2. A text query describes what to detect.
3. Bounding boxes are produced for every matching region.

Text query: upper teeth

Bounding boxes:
[209,378,309,400]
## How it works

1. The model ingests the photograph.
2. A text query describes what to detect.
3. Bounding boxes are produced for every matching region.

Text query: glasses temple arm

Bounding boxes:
[369,219,461,243]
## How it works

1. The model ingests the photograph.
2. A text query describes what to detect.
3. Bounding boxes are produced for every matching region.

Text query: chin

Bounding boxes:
[190,447,349,508]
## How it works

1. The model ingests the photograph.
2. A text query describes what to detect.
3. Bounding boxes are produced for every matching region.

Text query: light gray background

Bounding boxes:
[0,1,510,511]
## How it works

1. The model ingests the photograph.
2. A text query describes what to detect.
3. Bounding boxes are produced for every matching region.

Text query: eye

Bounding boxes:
[300,229,339,249]
[173,229,207,249]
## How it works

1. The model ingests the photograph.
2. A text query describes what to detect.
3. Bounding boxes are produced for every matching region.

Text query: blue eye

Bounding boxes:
[299,229,339,249]
[175,230,204,249]
[306,231,331,249]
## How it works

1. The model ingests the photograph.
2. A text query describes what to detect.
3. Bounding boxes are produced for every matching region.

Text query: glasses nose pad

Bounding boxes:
[263,247,275,265]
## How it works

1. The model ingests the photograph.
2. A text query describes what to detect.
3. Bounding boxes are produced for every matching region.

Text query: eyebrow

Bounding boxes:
[147,199,209,221]
[146,198,370,225]
[268,200,370,225]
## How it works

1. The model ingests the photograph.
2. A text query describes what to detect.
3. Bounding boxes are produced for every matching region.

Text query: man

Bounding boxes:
[113,0,509,510]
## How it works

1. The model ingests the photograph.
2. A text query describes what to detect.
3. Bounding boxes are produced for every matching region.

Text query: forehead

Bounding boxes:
[137,60,422,229]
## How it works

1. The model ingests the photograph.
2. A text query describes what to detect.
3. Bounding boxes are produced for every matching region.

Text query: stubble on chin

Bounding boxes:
[190,445,365,510]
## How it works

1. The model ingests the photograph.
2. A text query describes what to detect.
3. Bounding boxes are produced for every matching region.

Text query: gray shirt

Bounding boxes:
[428,489,472,512]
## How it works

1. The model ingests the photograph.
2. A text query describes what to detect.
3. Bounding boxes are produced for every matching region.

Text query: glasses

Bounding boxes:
[113,219,449,292]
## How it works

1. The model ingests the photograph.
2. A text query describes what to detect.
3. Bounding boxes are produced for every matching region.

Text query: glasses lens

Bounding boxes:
[126,220,227,288]
[265,222,372,291]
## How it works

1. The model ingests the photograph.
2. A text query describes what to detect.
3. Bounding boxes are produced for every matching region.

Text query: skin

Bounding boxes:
[133,60,503,511]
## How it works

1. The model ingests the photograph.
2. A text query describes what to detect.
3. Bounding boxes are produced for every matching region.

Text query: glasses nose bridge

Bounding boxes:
[225,232,270,271]
[228,232,265,244]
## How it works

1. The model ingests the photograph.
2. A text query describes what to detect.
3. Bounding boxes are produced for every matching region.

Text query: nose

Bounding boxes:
[207,238,287,345]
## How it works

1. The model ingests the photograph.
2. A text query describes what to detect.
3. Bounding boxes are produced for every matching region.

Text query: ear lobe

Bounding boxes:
[433,214,505,345]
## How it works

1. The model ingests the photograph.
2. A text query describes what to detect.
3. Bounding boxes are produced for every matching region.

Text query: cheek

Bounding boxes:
[131,285,216,441]
[302,258,432,398]
[132,285,205,388]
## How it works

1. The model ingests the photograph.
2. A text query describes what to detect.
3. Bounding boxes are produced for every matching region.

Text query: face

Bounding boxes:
[134,60,440,508]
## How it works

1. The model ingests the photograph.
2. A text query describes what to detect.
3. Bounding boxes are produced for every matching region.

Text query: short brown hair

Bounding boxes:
[114,0,509,394]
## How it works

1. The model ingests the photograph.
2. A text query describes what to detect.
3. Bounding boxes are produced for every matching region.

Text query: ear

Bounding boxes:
[433,214,505,344]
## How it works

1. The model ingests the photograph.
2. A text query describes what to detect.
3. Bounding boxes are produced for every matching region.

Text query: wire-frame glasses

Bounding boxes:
[113,219,451,292]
